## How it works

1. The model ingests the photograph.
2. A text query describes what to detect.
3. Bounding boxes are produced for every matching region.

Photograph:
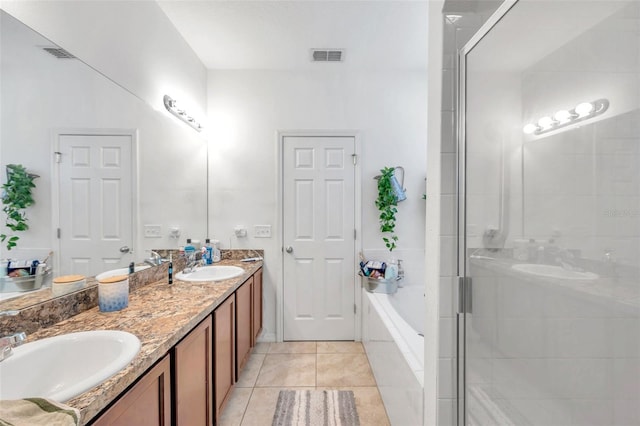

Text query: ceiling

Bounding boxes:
[157,0,429,70]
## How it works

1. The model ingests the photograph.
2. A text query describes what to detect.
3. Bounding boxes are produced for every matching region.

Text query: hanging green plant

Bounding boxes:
[375,166,398,251]
[1,164,37,251]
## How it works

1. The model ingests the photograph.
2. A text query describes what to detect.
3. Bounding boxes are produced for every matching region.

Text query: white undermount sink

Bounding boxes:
[176,265,244,282]
[512,263,599,280]
[0,330,140,402]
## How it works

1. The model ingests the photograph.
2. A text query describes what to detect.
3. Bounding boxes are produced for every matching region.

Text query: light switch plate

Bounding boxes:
[144,224,162,238]
[254,225,272,238]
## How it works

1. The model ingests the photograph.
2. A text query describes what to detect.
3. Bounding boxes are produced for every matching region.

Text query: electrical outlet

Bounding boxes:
[254,225,272,238]
[144,224,162,238]
[234,226,248,238]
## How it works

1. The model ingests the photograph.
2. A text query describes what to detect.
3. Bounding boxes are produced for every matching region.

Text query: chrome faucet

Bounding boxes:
[0,331,26,362]
[144,251,167,267]
[182,253,202,274]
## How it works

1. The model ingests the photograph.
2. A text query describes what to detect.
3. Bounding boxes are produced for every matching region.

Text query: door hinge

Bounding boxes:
[54,152,62,163]
[352,154,357,165]
[354,229,356,240]
[56,228,61,239]
[458,276,472,314]
[354,303,357,314]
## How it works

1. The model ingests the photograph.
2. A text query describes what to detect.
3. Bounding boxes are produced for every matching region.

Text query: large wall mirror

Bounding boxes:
[0,10,208,310]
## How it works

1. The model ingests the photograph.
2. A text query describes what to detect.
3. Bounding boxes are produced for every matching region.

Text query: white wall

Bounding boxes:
[207,68,428,341]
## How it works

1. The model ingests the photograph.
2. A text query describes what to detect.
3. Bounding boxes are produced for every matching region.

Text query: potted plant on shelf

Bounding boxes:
[1,164,37,251]
[375,166,399,252]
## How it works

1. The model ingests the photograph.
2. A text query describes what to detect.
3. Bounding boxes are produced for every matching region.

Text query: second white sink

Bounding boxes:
[176,265,244,282]
[512,263,598,280]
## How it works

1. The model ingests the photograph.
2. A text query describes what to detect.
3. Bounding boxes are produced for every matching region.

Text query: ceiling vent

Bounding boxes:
[42,47,75,59]
[311,49,344,62]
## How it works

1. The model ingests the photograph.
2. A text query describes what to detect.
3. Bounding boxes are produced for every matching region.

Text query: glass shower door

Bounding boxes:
[459,1,640,425]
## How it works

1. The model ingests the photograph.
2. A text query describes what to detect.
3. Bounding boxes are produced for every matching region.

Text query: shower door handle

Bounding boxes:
[285,246,294,254]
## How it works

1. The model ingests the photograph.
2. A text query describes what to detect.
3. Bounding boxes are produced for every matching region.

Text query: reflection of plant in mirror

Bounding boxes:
[1,164,37,250]
[375,167,398,251]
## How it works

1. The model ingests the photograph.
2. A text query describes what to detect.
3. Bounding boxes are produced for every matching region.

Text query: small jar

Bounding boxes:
[98,275,129,312]
[52,274,86,296]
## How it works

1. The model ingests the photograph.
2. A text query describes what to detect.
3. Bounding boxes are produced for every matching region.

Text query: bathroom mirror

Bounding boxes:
[0,10,208,310]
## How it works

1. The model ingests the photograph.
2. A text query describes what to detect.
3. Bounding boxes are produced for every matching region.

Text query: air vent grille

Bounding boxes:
[311,49,344,62]
[42,47,75,59]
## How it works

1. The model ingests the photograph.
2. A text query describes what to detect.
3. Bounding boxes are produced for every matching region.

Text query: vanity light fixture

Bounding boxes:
[522,98,609,136]
[163,95,203,132]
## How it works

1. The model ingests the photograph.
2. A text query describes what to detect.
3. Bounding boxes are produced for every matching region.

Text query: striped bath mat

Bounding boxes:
[272,390,360,426]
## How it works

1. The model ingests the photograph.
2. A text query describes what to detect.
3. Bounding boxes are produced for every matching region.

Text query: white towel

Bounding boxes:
[0,398,80,426]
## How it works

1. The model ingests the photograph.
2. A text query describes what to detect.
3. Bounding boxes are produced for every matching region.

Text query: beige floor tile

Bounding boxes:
[316,353,376,387]
[236,353,266,388]
[240,387,314,426]
[255,354,316,387]
[218,387,253,426]
[317,341,365,354]
[268,341,317,353]
[252,342,270,354]
[319,386,391,426]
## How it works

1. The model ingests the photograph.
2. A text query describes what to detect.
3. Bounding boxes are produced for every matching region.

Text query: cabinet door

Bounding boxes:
[252,268,263,345]
[214,294,235,420]
[236,277,253,379]
[93,355,171,426]
[175,316,213,426]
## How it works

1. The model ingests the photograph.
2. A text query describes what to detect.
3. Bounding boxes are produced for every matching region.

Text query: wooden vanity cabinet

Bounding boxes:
[93,355,171,426]
[236,276,253,378]
[214,293,236,420]
[174,316,213,426]
[252,268,263,345]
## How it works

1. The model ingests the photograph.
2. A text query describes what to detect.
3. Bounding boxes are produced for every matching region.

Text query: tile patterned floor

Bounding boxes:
[219,341,391,426]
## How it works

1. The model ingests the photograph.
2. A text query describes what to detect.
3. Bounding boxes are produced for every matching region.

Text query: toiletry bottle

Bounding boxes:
[168,253,173,284]
[204,238,213,265]
[185,239,196,257]
[385,258,398,280]
[212,239,221,263]
[129,262,135,274]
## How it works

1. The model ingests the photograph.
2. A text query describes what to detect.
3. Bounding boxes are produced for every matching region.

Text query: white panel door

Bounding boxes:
[283,136,356,341]
[57,134,133,277]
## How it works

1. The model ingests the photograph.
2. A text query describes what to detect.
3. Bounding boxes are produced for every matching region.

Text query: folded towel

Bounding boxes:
[0,398,80,426]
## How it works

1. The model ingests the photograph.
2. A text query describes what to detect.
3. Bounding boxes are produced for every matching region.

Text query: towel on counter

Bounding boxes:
[0,398,80,426]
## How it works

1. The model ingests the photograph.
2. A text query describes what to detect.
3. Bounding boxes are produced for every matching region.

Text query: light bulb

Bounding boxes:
[538,116,555,130]
[554,110,573,124]
[575,102,594,117]
[523,123,538,134]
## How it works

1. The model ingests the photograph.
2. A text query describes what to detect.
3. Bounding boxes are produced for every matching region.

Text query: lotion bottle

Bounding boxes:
[168,253,173,284]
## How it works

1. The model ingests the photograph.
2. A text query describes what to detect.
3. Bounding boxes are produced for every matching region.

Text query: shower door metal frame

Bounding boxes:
[455,1,519,424]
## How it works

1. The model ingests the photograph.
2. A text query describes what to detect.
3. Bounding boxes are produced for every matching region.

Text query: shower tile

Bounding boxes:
[317,353,376,387]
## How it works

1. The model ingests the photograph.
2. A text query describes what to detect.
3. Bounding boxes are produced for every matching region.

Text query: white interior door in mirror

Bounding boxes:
[56,133,134,277]
[283,136,356,341]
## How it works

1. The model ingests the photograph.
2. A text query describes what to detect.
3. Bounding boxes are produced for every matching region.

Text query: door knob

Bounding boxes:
[285,246,294,254]
[119,246,131,254]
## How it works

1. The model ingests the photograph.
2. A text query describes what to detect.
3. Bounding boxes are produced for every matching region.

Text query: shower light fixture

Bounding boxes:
[163,95,203,132]
[523,98,609,136]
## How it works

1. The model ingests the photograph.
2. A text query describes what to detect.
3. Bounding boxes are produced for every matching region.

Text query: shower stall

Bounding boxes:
[455,1,640,425]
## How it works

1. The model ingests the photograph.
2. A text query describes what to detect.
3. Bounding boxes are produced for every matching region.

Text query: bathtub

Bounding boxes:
[363,285,424,425]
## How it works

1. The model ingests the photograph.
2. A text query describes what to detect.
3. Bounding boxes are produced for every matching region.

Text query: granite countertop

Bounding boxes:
[24,258,263,424]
